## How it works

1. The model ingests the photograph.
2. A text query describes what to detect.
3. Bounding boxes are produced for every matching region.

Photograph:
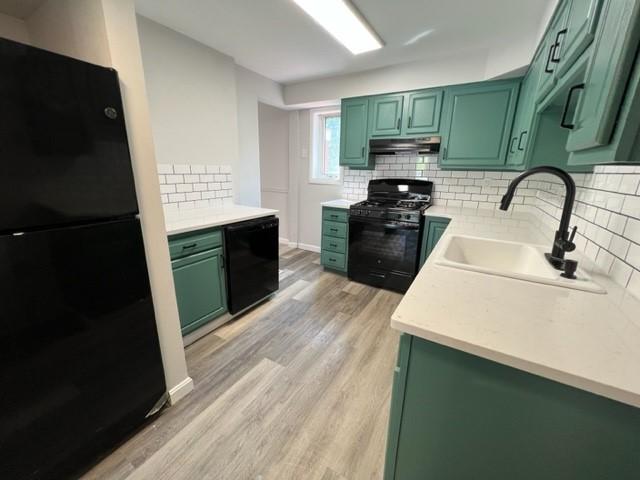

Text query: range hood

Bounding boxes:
[369,136,440,155]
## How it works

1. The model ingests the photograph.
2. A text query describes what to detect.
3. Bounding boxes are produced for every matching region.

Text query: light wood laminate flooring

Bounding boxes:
[81,247,402,480]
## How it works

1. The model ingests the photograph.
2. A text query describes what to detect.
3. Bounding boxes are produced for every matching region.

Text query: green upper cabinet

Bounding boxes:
[506,49,546,168]
[537,1,571,101]
[402,89,444,135]
[565,0,640,153]
[440,80,520,168]
[555,0,603,78]
[339,97,371,168]
[368,94,404,137]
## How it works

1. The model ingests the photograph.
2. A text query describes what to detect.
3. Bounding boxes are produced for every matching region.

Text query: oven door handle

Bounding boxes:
[382,223,415,230]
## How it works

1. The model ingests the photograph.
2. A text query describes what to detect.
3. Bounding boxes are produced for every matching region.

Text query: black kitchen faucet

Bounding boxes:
[500,166,578,278]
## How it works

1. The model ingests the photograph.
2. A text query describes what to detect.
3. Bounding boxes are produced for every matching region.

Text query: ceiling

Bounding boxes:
[0,0,46,19]
[135,0,556,85]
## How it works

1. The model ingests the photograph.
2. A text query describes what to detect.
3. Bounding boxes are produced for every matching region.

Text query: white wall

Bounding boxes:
[137,15,239,168]
[290,109,342,249]
[235,65,285,206]
[258,102,290,241]
[26,0,112,67]
[0,12,30,43]
[284,49,491,107]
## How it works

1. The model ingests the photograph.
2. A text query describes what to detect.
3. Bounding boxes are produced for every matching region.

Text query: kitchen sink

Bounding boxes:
[435,235,606,294]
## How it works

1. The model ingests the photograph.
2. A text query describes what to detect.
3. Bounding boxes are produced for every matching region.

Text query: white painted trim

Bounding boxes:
[298,242,321,253]
[168,376,194,405]
[279,237,290,244]
[262,187,289,194]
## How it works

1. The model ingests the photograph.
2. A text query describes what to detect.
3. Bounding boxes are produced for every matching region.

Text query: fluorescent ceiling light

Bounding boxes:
[293,0,383,54]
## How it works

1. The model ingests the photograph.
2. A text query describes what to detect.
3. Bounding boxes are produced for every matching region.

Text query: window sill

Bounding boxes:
[309,178,342,186]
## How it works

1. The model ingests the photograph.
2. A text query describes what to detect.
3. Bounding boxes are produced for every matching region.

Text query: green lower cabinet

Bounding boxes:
[440,79,521,169]
[169,230,227,336]
[320,207,349,273]
[419,216,450,267]
[384,335,640,480]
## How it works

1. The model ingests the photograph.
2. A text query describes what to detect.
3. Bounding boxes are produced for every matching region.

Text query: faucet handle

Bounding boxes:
[565,226,577,252]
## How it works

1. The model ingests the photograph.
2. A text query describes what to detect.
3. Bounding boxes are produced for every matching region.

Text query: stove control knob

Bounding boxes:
[405,214,412,220]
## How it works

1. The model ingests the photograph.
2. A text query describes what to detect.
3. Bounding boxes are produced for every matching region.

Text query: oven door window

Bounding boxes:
[349,219,420,275]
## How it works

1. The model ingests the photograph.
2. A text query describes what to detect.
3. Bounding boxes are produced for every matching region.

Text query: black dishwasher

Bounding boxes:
[224,216,279,314]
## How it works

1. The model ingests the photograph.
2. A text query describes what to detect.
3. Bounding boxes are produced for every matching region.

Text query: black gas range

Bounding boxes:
[348,179,433,293]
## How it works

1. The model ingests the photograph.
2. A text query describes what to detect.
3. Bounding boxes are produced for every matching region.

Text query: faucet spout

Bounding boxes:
[500,166,577,270]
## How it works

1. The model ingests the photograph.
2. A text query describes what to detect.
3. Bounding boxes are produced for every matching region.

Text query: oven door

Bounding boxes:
[348,217,421,293]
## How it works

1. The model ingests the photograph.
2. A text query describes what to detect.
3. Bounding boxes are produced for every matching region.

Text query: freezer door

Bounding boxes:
[0,219,166,480]
[0,38,138,233]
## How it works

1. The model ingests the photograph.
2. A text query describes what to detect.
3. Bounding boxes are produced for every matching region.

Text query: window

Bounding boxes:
[310,107,341,184]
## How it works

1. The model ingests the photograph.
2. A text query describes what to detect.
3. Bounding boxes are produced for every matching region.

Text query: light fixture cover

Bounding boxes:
[293,0,383,54]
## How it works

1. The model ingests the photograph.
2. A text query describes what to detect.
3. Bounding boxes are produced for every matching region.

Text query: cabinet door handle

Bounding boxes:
[517,131,528,151]
[509,137,518,154]
[396,117,401,130]
[560,84,585,130]
[442,147,447,160]
[544,43,555,73]
[330,243,338,248]
[330,228,338,232]
[408,115,412,128]
[182,243,197,250]
[361,146,365,157]
[551,28,567,63]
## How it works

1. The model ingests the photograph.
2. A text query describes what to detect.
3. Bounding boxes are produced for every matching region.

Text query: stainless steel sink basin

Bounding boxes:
[435,235,606,294]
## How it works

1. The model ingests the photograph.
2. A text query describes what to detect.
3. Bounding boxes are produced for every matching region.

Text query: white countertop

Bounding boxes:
[321,199,356,209]
[392,206,640,408]
[164,205,278,235]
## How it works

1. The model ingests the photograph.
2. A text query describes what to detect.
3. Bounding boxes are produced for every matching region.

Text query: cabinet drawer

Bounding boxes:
[323,220,347,239]
[322,235,347,254]
[169,229,222,260]
[322,208,348,223]
[321,250,346,270]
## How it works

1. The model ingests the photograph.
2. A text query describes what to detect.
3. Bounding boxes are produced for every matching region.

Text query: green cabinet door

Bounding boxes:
[556,0,603,78]
[339,98,370,167]
[440,80,520,168]
[419,217,450,267]
[565,0,640,152]
[385,335,640,480]
[537,1,571,101]
[402,89,443,135]
[172,247,227,336]
[507,49,545,168]
[368,94,404,137]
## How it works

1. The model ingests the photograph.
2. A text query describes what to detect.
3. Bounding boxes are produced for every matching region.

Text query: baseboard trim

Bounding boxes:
[279,237,290,244]
[168,376,194,405]
[298,243,321,253]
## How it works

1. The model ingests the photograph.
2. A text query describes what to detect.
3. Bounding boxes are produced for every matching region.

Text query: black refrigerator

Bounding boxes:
[0,38,166,479]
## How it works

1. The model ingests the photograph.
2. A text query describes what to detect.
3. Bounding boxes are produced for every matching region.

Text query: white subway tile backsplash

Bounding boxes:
[158,164,233,210]
[341,156,640,298]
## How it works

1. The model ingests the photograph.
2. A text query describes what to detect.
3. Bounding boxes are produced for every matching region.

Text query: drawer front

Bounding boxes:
[323,220,347,239]
[321,250,346,270]
[322,208,348,223]
[322,235,347,254]
[169,229,222,260]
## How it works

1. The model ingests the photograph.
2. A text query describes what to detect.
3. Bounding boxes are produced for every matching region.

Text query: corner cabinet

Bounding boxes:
[339,98,373,169]
[320,207,349,272]
[169,229,228,336]
[384,334,640,480]
[439,80,521,169]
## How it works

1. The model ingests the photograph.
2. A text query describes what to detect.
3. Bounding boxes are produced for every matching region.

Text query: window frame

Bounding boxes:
[309,106,342,185]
